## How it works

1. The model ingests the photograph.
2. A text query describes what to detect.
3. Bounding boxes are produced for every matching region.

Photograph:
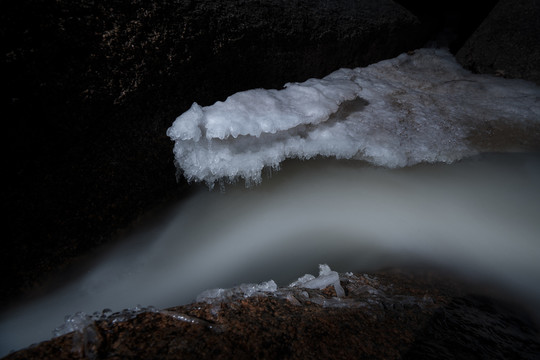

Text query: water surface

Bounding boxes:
[1,152,539,356]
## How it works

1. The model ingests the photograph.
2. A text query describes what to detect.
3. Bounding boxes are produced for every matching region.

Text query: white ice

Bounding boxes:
[195,264,345,304]
[167,48,540,186]
[196,279,277,303]
[290,264,345,297]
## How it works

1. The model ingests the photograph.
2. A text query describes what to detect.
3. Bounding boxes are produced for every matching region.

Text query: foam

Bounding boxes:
[167,48,540,186]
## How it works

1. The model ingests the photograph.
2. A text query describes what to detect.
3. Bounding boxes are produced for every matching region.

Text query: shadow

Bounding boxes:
[403,294,540,359]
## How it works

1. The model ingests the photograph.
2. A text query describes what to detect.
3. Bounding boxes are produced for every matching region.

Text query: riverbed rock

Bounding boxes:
[2,0,426,303]
[3,269,539,359]
[456,0,540,84]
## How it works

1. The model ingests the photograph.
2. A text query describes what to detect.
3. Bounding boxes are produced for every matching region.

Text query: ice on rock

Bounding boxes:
[53,312,94,337]
[193,265,348,307]
[196,280,278,304]
[53,306,158,337]
[290,264,345,297]
[289,274,316,286]
[167,48,540,186]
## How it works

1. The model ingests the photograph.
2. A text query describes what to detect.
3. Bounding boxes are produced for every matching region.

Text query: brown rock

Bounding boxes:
[456,0,540,84]
[4,269,539,359]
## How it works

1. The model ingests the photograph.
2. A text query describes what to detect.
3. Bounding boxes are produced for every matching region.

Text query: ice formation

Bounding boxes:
[167,48,540,186]
[195,264,346,305]
[52,264,349,340]
[196,280,278,304]
[52,306,158,359]
[53,305,158,337]
[289,264,345,297]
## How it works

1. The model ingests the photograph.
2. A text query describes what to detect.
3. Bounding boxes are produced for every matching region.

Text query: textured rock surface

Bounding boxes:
[2,0,426,303]
[3,269,539,359]
[456,0,540,84]
[394,0,498,52]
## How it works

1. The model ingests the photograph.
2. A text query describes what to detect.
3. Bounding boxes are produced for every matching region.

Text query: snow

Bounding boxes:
[167,48,540,187]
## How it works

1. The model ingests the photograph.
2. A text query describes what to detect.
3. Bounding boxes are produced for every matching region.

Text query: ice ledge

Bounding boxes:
[167,48,540,187]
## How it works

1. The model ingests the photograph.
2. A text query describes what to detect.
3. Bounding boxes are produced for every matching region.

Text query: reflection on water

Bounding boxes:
[1,152,540,356]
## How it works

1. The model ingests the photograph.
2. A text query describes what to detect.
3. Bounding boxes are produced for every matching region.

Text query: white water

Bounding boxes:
[1,152,540,356]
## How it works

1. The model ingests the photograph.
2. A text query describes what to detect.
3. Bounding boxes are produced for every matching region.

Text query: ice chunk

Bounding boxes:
[289,274,316,286]
[53,305,158,337]
[196,280,278,303]
[167,48,540,186]
[166,103,204,142]
[53,312,93,337]
[290,264,345,297]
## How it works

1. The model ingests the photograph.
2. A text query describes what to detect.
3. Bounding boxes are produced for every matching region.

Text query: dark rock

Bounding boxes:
[3,269,539,359]
[1,0,426,303]
[394,0,498,52]
[456,0,540,84]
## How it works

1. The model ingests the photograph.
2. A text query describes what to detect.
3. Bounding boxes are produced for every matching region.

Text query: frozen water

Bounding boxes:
[53,312,94,338]
[53,305,158,337]
[167,48,540,186]
[195,264,345,305]
[290,264,345,297]
[196,280,278,304]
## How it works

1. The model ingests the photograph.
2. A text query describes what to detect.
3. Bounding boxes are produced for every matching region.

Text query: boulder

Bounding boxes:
[394,0,498,52]
[456,0,540,84]
[4,269,539,359]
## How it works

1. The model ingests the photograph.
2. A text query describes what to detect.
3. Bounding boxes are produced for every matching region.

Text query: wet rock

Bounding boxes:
[456,0,540,84]
[1,0,425,303]
[4,269,539,359]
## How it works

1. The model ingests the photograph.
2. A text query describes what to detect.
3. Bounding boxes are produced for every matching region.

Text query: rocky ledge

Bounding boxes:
[4,268,539,360]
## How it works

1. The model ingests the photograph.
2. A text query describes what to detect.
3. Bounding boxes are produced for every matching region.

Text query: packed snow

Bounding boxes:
[167,48,540,186]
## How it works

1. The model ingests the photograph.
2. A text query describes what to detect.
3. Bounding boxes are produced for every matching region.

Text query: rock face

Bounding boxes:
[456,0,540,84]
[394,0,498,52]
[4,269,539,359]
[2,0,426,303]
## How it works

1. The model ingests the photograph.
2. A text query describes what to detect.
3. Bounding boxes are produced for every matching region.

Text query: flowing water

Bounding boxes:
[1,152,540,356]
[2,49,539,356]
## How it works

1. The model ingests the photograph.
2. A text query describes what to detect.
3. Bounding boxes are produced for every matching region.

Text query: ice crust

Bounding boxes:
[167,48,540,186]
[53,305,158,338]
[53,265,347,337]
[196,280,278,303]
[195,264,346,304]
[192,264,435,311]
[289,264,345,297]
